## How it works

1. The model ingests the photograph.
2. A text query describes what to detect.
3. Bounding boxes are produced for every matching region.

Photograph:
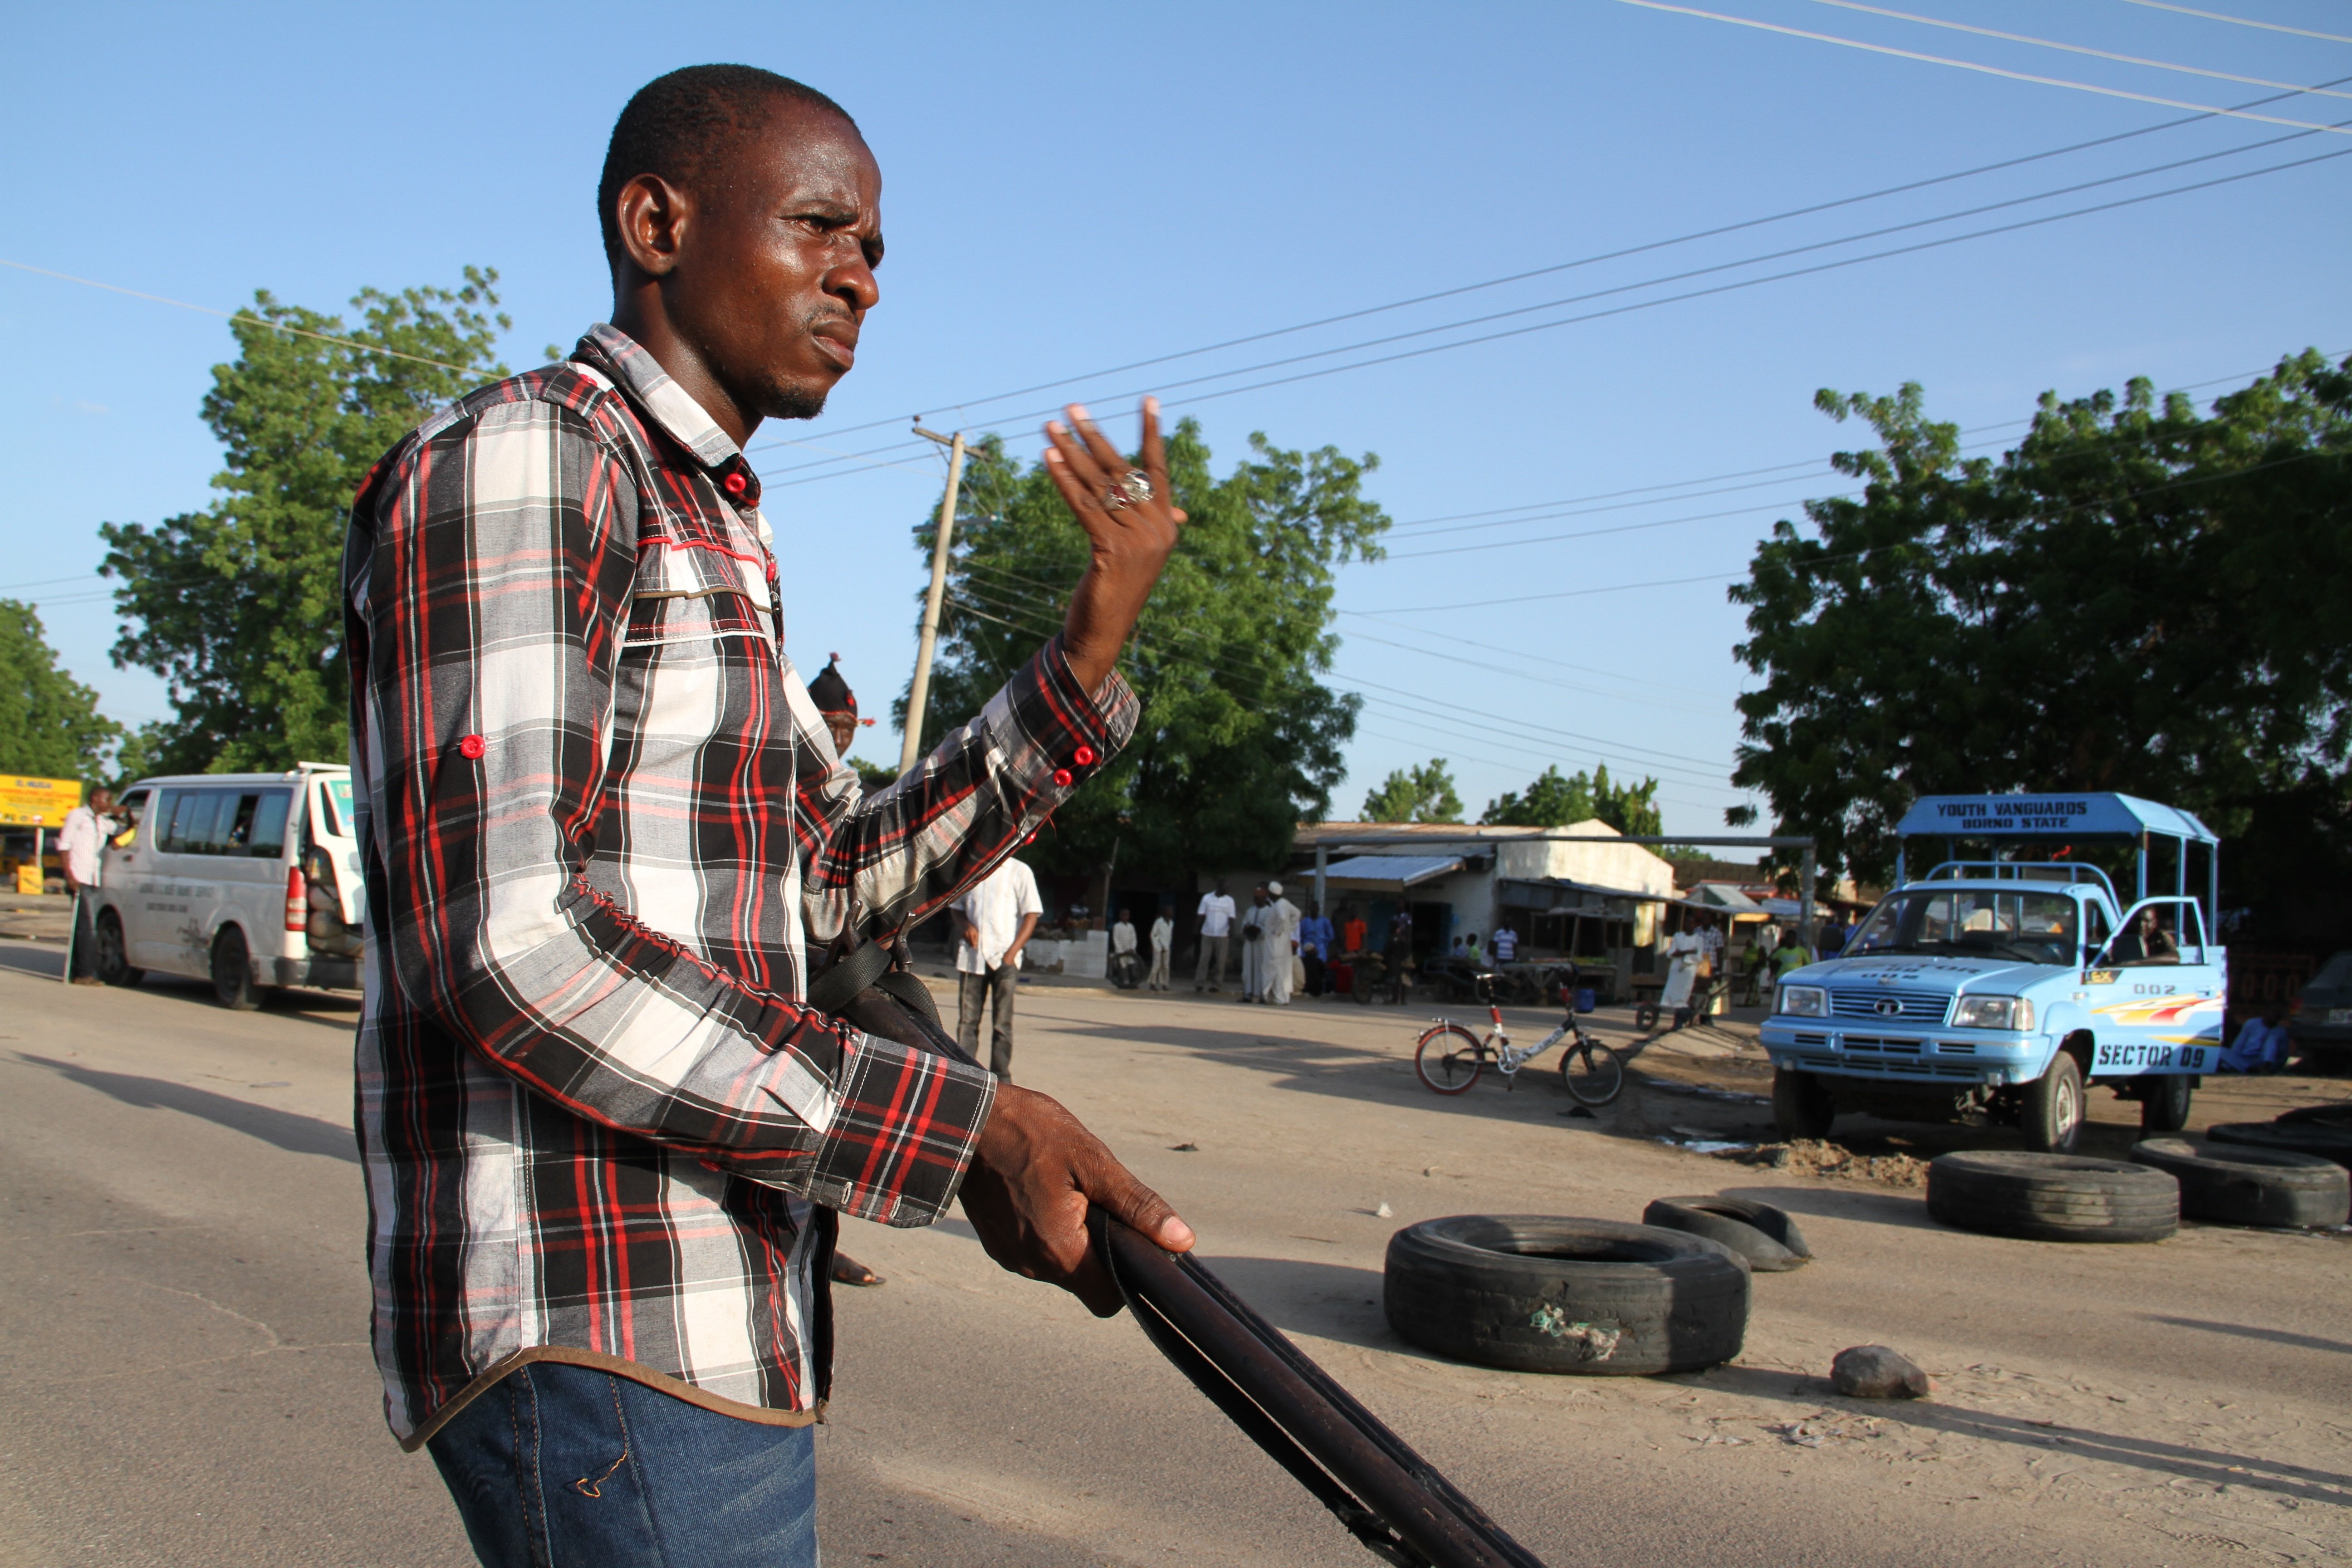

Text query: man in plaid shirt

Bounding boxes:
[345,65,1193,1567]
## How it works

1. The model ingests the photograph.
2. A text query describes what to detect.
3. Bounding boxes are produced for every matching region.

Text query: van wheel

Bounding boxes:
[211,927,261,1010]
[94,910,143,986]
[2021,1052,2085,1153]
[1772,1068,1837,1141]
[2139,1073,2194,1133]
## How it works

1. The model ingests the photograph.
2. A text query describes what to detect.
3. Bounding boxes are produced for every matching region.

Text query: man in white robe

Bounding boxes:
[1261,881,1303,1006]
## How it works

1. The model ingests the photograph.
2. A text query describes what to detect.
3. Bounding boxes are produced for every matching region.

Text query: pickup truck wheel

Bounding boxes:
[210,926,261,1011]
[2138,1073,2194,1133]
[2020,1052,2084,1153]
[1383,1215,1748,1375]
[2129,1137,2349,1229]
[1927,1151,2179,1243]
[1772,1068,1836,1142]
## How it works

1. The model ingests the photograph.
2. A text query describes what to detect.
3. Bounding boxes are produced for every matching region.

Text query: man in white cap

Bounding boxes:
[1260,880,1303,1007]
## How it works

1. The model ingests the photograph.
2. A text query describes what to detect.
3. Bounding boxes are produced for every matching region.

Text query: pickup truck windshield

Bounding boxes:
[1847,888,2079,965]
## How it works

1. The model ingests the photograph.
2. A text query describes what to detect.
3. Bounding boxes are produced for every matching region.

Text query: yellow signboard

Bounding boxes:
[0,775,83,828]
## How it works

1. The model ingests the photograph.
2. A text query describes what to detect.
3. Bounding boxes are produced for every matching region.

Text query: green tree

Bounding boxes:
[1363,758,1464,824]
[0,600,119,779]
[99,271,512,774]
[1726,352,2352,924]
[1482,761,1661,834]
[904,419,1387,881]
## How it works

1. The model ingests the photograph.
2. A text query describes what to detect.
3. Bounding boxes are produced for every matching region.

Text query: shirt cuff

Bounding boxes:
[801,1031,998,1226]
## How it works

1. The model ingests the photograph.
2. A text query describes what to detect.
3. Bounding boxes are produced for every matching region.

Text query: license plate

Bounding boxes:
[2092,1041,2213,1073]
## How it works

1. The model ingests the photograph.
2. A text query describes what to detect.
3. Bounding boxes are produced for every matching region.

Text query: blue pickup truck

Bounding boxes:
[1761,793,2227,1153]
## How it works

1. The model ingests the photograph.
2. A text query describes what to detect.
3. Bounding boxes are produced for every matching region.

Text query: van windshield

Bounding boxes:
[1847,888,2079,965]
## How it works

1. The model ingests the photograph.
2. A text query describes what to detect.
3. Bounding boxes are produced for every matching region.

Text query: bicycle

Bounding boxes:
[1414,989,1625,1105]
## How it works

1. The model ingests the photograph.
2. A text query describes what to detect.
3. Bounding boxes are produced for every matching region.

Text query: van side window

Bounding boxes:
[162,790,212,854]
[113,789,150,848]
[248,791,292,858]
[227,794,260,852]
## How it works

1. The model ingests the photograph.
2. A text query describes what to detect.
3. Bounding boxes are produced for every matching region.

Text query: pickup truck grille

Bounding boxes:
[1828,989,1949,1023]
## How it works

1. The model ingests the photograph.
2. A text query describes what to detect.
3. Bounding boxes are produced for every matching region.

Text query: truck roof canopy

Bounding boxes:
[1894,793,2218,847]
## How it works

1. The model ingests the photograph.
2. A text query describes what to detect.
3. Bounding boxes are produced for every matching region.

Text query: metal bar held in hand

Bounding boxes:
[1090,1211,1548,1568]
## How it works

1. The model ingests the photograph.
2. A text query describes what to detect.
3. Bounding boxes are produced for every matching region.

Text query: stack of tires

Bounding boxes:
[1926,1137,2349,1241]
[1381,1202,1809,1377]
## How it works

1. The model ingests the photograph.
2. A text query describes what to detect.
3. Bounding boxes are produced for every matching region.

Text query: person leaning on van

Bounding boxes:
[58,786,113,985]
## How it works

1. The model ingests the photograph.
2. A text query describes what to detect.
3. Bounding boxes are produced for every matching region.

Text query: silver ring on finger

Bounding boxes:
[1102,469,1152,512]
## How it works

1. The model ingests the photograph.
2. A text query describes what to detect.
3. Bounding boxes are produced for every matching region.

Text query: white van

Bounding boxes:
[89,764,364,1008]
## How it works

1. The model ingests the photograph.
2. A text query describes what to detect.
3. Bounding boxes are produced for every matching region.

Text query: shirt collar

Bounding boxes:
[574,323,748,474]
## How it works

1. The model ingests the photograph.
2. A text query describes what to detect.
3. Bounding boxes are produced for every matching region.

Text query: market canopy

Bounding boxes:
[1317,854,1465,888]
[1894,792,2219,846]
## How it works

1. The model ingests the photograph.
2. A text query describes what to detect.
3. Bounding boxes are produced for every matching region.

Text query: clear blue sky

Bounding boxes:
[5,0,2345,834]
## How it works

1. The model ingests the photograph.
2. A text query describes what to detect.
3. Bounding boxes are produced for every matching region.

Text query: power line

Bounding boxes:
[0,258,499,378]
[756,140,2352,491]
[1613,0,2352,137]
[2113,0,2352,47]
[1803,0,2352,100]
[1357,446,2334,615]
[747,66,2346,462]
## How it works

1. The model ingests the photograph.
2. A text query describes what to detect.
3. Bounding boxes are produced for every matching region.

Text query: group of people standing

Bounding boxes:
[1177,881,1312,1004]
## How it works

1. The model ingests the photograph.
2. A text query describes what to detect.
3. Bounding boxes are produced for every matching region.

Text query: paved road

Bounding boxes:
[4,942,2347,1566]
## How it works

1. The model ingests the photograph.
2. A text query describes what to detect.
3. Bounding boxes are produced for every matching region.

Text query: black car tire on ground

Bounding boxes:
[210,926,262,1011]
[1384,1215,1748,1377]
[2276,1103,2352,1129]
[1772,1067,1837,1142]
[2127,1137,2351,1230]
[1926,1151,2178,1243]
[2206,1120,2352,1170]
[93,909,143,987]
[2137,1073,2195,1133]
[1640,1196,1813,1271]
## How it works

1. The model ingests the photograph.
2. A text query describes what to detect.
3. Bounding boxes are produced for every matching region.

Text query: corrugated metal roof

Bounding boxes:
[1317,853,1466,887]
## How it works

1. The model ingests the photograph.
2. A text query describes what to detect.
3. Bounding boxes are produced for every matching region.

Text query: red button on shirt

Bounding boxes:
[458,734,486,759]
[723,472,748,495]
[1073,745,1097,766]
[1052,769,1073,788]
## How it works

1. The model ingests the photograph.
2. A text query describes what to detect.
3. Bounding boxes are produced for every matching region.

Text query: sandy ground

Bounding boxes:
[2,939,2347,1566]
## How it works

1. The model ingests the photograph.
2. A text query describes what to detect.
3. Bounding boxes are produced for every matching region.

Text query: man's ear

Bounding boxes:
[615,173,691,278]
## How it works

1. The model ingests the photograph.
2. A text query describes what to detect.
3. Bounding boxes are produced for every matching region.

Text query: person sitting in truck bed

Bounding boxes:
[2110,906,2180,965]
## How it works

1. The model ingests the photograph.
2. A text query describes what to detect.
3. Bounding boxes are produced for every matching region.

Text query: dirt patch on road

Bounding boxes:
[1715,1138,1930,1188]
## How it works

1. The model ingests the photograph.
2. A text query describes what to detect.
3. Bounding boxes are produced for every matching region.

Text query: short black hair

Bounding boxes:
[599,65,857,268]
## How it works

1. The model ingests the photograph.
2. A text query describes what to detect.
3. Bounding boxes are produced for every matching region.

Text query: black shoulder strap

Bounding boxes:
[805,935,895,1017]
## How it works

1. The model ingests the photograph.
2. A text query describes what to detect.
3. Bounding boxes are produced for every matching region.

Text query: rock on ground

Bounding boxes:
[1832,1344,1932,1400]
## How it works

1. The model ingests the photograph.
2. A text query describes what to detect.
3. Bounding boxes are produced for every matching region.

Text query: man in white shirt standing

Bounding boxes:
[58,786,113,987]
[1194,883,1237,993]
[955,857,1043,1081]
[1147,902,1175,991]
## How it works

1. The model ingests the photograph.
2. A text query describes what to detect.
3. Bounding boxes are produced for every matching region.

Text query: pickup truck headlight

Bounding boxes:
[1777,985,1828,1018]
[1954,995,2034,1031]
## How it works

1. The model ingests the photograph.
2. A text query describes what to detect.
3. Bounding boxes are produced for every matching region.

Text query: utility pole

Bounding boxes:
[901,423,968,774]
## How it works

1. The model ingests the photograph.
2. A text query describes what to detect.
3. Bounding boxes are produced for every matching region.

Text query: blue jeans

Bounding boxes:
[426,1362,818,1567]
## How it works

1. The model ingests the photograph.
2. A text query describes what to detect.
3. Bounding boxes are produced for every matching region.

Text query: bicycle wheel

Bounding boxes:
[1415,1024,1485,1094]
[1561,1034,1625,1107]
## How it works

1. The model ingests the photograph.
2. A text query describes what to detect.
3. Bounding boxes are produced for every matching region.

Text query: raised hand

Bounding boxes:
[1041,397,1186,696]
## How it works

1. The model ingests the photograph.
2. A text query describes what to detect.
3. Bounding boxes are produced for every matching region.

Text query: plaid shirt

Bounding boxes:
[343,323,1134,1447]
